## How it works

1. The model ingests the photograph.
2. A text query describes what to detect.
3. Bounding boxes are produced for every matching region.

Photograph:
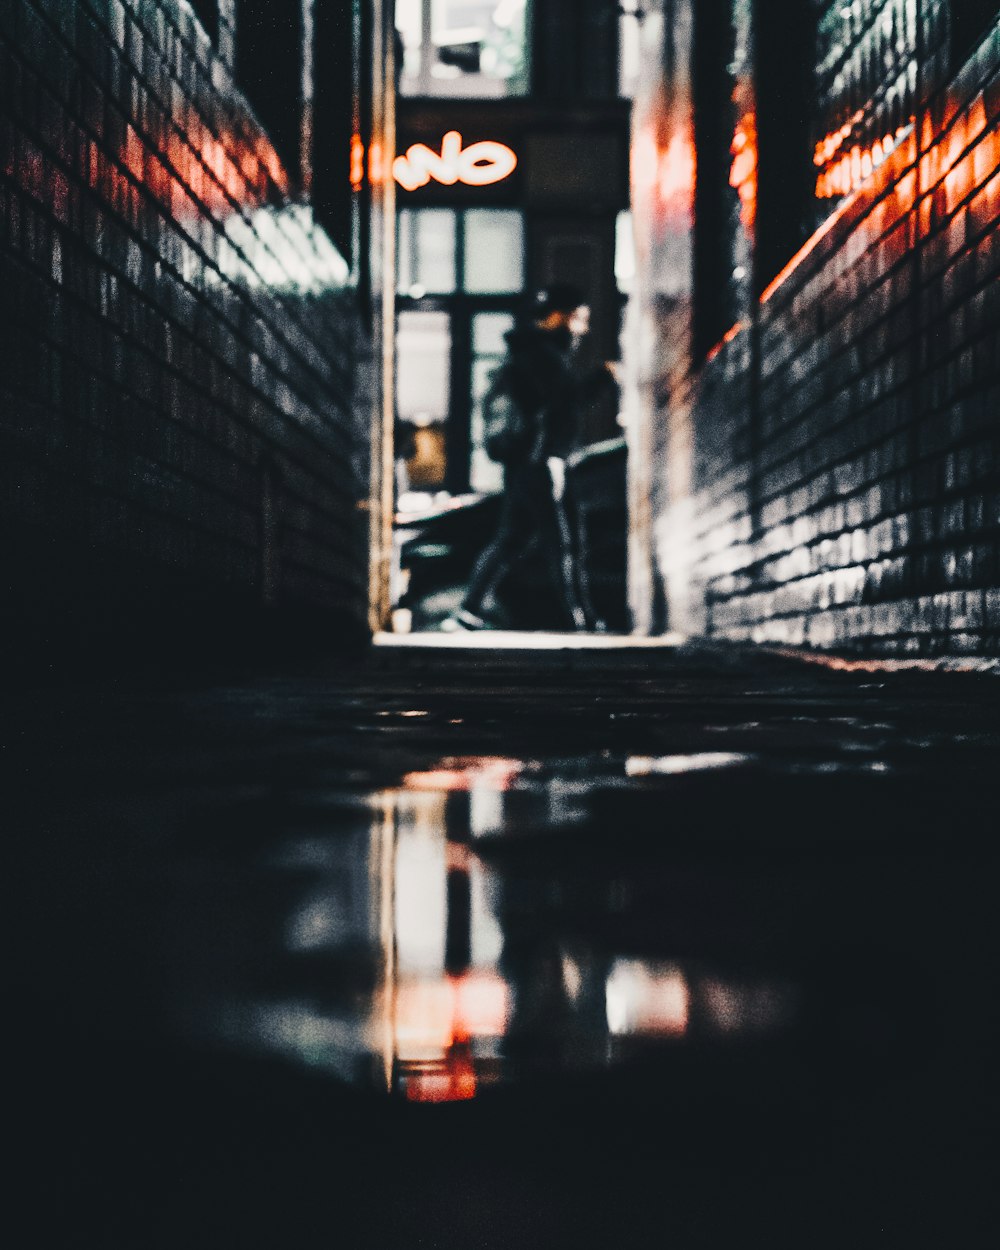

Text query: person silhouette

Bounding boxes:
[448,284,613,632]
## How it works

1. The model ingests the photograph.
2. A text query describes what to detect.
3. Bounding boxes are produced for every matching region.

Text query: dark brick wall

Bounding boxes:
[638,8,999,656]
[0,0,368,660]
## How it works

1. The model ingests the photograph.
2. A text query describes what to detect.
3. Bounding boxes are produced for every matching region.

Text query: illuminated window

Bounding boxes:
[618,0,642,98]
[397,0,532,98]
[462,210,524,294]
[615,211,635,295]
[469,312,516,492]
[397,310,453,426]
[398,208,458,295]
[397,209,525,493]
[398,208,523,296]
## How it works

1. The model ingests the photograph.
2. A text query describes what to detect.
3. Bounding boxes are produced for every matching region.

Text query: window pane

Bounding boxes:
[472,311,513,355]
[397,310,452,424]
[397,210,415,293]
[469,311,515,493]
[396,0,424,82]
[399,0,531,98]
[463,210,523,294]
[398,209,457,295]
[615,210,635,294]
[619,1,641,97]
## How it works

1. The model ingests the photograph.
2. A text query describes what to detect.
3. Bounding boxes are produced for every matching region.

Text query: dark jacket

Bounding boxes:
[496,323,615,465]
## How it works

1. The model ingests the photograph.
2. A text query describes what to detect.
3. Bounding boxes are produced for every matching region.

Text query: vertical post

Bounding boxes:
[368,0,397,634]
[374,791,398,1094]
[420,0,433,95]
[906,0,929,557]
[300,0,315,200]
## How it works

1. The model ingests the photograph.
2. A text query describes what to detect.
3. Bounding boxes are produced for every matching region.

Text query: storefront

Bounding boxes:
[393,2,631,502]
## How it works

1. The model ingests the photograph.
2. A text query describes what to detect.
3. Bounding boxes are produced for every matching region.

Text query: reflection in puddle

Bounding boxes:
[606,961,689,1037]
[395,972,510,1102]
[625,752,753,777]
[379,781,798,1100]
[170,754,837,1102]
[699,977,793,1036]
[403,757,527,792]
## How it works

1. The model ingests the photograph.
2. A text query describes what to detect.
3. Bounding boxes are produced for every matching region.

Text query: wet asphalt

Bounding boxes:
[9,640,999,1246]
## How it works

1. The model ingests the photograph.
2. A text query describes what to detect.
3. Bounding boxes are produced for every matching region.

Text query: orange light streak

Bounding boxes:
[706,318,749,364]
[368,140,385,186]
[729,110,757,229]
[760,190,858,304]
[350,133,365,191]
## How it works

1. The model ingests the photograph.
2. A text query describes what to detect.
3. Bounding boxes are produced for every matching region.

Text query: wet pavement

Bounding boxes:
[9,640,1000,1246]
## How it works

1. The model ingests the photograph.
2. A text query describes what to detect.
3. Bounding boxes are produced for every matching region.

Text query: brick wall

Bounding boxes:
[642,10,999,656]
[0,0,369,660]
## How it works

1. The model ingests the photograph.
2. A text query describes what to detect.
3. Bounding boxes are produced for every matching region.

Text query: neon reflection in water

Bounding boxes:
[378,760,797,1101]
[170,755,801,1103]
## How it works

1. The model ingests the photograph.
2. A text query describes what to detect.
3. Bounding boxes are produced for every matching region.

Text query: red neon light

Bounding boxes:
[368,140,385,186]
[393,131,518,192]
[350,134,365,191]
[729,110,757,230]
[813,122,912,199]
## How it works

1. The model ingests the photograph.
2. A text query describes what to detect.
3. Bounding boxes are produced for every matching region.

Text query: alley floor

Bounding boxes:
[10,637,1000,1247]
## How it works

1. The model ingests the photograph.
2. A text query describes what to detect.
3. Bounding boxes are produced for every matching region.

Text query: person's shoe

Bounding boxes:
[441,608,489,632]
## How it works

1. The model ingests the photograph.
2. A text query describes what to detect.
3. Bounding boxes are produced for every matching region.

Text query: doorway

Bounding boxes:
[371,2,635,640]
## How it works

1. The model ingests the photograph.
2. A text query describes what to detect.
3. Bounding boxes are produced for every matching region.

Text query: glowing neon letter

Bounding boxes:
[393,132,518,191]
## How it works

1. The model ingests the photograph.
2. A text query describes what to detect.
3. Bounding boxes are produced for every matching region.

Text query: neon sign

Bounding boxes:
[393,131,518,192]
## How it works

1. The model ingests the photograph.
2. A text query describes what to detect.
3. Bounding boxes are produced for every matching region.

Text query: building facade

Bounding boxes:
[626,0,999,655]
[1,0,392,660]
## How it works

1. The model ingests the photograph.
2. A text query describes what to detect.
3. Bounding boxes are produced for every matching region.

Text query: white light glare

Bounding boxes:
[625,752,751,777]
[606,960,689,1037]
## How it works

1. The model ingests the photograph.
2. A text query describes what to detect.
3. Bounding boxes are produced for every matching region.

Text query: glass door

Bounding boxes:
[396,207,525,497]
[469,311,516,494]
[395,309,453,504]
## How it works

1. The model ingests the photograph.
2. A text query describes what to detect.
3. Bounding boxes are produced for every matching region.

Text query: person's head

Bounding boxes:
[530,283,590,340]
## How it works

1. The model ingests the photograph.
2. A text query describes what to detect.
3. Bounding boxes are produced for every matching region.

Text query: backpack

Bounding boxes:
[481,363,532,465]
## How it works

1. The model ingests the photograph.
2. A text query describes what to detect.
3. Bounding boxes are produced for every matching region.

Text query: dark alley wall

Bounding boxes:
[0,0,370,660]
[628,1,999,656]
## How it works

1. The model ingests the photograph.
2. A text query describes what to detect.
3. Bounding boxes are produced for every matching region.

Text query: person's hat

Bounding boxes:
[530,282,587,318]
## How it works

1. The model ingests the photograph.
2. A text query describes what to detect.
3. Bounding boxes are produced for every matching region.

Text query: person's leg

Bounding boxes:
[539,462,587,631]
[461,532,516,621]
[566,492,602,630]
[461,487,534,621]
[534,483,587,632]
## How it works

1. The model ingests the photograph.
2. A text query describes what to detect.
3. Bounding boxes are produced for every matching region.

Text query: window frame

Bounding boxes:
[396,206,526,492]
